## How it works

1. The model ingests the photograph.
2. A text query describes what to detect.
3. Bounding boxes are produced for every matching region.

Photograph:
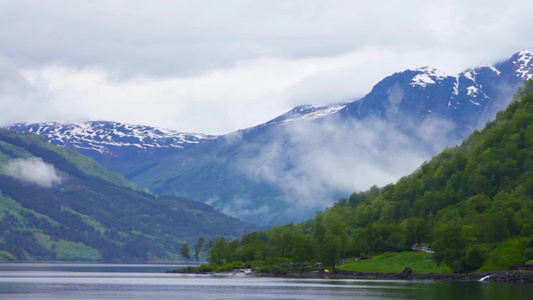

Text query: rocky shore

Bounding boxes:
[168,267,533,283]
[254,269,533,283]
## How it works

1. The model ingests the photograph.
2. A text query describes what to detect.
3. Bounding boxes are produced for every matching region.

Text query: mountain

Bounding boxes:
[342,49,533,138]
[128,49,533,225]
[7,121,216,178]
[201,83,533,273]
[8,49,533,226]
[0,128,253,261]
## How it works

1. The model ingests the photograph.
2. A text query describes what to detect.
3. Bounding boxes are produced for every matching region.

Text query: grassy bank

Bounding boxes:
[338,251,451,274]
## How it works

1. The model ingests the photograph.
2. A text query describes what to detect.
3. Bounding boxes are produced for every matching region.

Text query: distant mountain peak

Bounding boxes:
[8,121,217,154]
[478,64,502,76]
[263,103,347,127]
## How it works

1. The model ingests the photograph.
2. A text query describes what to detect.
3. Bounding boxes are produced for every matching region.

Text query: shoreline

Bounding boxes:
[255,270,533,283]
[167,268,533,283]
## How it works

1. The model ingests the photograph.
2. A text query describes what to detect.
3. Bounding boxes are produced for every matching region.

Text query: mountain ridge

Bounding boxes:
[7,121,217,177]
[7,48,533,225]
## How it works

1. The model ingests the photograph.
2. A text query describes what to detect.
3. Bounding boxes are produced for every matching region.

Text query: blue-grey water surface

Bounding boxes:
[0,262,531,299]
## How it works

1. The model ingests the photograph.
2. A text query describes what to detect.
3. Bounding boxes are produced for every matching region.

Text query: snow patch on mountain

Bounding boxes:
[453,77,460,96]
[514,49,533,80]
[462,68,480,84]
[467,86,479,97]
[264,104,347,126]
[409,66,449,88]
[487,65,501,76]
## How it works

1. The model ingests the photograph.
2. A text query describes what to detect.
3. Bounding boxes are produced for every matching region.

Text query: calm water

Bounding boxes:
[0,263,531,299]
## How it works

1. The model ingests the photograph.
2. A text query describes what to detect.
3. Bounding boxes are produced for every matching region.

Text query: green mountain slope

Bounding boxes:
[202,82,533,273]
[0,129,143,191]
[0,129,254,261]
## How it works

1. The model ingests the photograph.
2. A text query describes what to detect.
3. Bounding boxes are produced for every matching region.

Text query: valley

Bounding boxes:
[9,49,533,226]
[0,129,254,261]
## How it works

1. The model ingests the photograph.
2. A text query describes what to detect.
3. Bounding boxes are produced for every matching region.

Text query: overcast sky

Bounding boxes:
[1,0,532,135]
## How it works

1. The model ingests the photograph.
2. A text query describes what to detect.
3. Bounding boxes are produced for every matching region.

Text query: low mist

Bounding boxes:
[235,115,459,220]
[2,157,62,188]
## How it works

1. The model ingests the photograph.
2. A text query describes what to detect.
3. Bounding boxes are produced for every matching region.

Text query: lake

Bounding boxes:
[0,262,531,299]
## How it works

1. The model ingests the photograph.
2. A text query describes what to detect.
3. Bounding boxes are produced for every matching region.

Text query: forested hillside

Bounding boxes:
[0,129,253,261]
[201,81,533,273]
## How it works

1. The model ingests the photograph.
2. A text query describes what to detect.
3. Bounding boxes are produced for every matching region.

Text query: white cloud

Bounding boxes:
[2,157,62,188]
[0,0,532,134]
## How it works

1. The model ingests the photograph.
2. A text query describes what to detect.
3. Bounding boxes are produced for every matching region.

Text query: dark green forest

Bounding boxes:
[0,129,254,261]
[199,81,533,273]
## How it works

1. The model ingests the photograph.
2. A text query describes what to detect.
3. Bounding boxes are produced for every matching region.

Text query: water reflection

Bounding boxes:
[0,262,192,273]
[0,263,531,300]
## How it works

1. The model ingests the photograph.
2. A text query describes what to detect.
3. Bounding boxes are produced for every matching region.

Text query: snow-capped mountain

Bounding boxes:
[7,49,533,226]
[8,121,216,176]
[8,121,216,154]
[342,49,533,138]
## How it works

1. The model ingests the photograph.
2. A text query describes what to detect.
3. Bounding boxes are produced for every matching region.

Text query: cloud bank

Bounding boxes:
[0,1,532,134]
[2,157,62,188]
